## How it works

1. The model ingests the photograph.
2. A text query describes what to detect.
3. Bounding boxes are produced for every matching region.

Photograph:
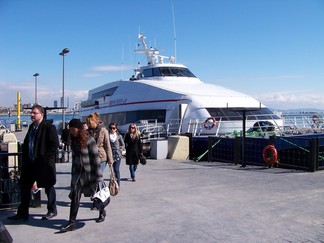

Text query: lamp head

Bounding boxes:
[33,73,39,77]
[59,48,70,56]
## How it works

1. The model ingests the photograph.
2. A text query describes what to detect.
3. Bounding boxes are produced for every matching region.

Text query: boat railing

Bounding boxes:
[280,113,324,135]
[136,120,167,142]
[135,113,324,144]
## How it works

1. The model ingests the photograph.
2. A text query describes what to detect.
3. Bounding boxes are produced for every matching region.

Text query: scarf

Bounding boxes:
[110,133,117,142]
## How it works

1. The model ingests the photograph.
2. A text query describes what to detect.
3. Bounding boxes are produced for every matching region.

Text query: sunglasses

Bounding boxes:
[130,127,135,129]
[110,127,116,130]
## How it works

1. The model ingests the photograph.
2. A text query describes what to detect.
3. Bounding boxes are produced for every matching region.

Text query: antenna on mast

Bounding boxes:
[121,45,124,80]
[172,2,177,63]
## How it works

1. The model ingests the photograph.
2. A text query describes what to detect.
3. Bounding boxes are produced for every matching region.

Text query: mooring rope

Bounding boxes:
[195,139,221,162]
[278,137,324,160]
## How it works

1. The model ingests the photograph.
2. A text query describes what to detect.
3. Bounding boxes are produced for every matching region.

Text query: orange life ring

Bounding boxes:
[204,117,218,130]
[312,115,320,125]
[262,145,278,165]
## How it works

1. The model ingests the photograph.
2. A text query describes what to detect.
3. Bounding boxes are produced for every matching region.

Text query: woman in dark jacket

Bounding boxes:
[108,123,125,186]
[124,123,142,182]
[60,119,103,232]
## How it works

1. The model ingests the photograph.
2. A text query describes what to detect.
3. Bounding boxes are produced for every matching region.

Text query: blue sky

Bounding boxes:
[0,0,324,110]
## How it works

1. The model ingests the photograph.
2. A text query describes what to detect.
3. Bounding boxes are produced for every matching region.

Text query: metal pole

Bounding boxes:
[33,73,39,105]
[35,75,37,104]
[242,110,246,167]
[59,48,69,130]
[62,54,65,128]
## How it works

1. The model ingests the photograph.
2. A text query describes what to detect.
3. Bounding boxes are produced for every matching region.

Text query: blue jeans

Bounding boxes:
[113,159,121,186]
[99,161,107,188]
[129,164,137,179]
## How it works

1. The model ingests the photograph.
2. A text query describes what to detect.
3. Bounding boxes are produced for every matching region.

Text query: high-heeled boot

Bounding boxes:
[96,209,106,223]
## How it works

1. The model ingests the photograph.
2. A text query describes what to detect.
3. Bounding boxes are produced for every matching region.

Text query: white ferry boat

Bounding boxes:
[79,33,283,137]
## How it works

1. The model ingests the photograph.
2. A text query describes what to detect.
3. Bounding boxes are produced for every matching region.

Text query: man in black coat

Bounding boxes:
[8,104,59,221]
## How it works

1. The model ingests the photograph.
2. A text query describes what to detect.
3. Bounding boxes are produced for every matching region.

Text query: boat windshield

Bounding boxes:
[206,108,280,121]
[142,67,196,78]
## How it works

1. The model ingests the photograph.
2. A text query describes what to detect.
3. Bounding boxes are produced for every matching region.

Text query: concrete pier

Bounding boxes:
[1,157,324,242]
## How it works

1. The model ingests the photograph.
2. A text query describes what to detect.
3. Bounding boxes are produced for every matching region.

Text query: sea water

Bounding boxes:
[0,113,79,132]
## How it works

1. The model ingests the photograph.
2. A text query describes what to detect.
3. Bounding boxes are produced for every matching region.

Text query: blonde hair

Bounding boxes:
[128,123,140,138]
[87,112,100,125]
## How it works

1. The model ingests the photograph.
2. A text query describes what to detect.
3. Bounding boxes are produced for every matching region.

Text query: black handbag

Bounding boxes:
[91,181,110,210]
[140,154,147,165]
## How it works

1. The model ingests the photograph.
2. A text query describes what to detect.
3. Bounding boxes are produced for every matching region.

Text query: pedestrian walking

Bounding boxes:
[7,104,59,221]
[87,112,113,184]
[60,119,103,232]
[108,123,125,186]
[124,123,142,182]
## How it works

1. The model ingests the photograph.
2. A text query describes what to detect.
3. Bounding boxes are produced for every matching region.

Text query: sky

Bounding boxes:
[0,0,324,110]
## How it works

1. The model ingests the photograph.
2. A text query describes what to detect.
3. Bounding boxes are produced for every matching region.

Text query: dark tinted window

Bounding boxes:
[142,69,153,77]
[141,67,196,78]
[206,108,279,121]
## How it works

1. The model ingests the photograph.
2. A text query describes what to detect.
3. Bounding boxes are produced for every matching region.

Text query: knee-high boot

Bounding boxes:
[96,209,106,223]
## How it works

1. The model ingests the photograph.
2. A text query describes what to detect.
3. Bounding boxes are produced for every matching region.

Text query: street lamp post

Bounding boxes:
[59,48,69,130]
[33,73,39,104]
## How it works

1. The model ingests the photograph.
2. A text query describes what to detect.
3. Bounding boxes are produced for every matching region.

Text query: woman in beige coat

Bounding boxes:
[87,112,113,181]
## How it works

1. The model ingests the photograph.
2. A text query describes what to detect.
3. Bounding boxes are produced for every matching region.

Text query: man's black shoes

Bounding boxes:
[41,212,57,220]
[60,222,76,232]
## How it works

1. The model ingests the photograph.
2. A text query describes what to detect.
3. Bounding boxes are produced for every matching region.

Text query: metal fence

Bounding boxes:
[191,134,324,172]
[0,151,22,209]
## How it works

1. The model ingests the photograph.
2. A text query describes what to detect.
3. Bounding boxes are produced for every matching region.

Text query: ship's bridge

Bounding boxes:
[137,64,196,79]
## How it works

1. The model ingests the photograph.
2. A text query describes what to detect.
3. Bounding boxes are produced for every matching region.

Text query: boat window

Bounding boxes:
[206,108,280,121]
[102,109,166,128]
[142,69,153,77]
[91,87,118,100]
[180,68,196,77]
[160,67,196,77]
[141,67,196,78]
[153,68,162,76]
[160,68,172,76]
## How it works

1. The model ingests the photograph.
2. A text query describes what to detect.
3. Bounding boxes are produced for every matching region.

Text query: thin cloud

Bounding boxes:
[255,90,324,109]
[82,73,102,78]
[92,65,132,72]
[214,74,304,83]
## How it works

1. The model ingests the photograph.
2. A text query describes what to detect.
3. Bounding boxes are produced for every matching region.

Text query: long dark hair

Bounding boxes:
[71,128,88,151]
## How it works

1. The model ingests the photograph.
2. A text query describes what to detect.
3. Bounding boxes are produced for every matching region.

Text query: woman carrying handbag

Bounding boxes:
[108,123,125,187]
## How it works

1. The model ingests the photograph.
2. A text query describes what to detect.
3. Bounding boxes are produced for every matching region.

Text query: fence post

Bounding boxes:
[234,137,241,165]
[207,136,213,162]
[309,138,318,172]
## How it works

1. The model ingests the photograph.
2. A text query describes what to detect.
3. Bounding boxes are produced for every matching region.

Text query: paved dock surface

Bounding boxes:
[1,157,324,243]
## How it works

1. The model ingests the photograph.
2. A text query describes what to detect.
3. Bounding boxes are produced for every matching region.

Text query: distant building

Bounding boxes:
[54,100,58,108]
[74,101,81,111]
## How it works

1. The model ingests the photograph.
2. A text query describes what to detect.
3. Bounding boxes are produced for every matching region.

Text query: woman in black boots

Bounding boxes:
[60,119,105,232]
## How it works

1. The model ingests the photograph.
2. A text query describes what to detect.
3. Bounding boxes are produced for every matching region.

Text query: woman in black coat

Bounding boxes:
[124,123,142,182]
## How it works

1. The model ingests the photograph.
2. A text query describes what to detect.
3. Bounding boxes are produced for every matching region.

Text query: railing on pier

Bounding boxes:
[191,134,324,172]
[0,151,22,209]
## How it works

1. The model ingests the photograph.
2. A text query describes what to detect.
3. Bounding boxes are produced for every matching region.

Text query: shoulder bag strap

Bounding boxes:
[109,164,115,179]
